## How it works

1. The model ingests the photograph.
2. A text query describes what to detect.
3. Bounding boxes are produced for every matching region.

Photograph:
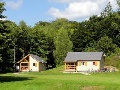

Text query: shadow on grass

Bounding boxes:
[0,76,33,83]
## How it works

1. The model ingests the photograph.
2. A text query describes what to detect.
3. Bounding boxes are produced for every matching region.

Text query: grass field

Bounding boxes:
[0,66,120,90]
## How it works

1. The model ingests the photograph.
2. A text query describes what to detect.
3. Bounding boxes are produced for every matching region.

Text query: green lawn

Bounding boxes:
[0,66,120,90]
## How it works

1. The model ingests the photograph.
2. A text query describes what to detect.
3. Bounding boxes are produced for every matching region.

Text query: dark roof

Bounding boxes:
[30,54,46,63]
[64,52,103,62]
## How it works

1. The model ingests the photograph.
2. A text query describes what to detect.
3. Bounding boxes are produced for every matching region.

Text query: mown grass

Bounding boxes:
[0,66,120,90]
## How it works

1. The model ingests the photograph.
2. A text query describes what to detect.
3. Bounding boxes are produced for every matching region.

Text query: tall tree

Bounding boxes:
[71,21,96,52]
[0,20,18,72]
[33,23,55,67]
[0,2,6,19]
[54,28,73,66]
[96,36,117,55]
[99,12,120,47]
[16,20,31,58]
[0,2,15,72]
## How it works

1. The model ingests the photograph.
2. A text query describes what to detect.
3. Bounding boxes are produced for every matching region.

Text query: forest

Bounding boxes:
[0,1,120,72]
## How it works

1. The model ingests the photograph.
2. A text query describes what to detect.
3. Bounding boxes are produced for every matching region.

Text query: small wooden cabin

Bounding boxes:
[17,54,46,72]
[64,52,105,72]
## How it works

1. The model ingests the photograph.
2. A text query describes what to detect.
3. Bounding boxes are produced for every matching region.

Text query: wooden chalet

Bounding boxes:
[64,52,105,72]
[17,54,46,72]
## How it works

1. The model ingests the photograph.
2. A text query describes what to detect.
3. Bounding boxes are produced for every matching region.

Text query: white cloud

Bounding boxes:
[48,0,119,21]
[6,0,23,10]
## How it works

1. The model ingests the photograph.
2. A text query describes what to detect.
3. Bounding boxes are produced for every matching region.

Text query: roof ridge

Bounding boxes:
[64,52,103,62]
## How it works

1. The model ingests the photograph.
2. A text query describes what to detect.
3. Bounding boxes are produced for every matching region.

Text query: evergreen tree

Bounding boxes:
[0,2,6,19]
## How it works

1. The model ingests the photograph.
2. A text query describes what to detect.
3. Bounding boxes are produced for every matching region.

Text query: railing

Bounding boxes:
[21,66,29,71]
[65,65,76,70]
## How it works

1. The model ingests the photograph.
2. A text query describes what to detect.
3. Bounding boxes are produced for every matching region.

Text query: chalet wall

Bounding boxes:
[29,56,39,71]
[76,61,100,71]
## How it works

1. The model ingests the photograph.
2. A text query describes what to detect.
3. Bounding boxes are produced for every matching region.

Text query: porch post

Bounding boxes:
[29,55,30,71]
[75,62,77,72]
[65,63,66,70]
[20,63,21,71]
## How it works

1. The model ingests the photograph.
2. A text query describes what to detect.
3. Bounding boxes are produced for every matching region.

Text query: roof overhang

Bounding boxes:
[17,54,30,63]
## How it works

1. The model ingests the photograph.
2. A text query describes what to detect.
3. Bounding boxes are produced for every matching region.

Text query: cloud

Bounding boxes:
[48,0,119,21]
[110,0,119,10]
[6,0,23,10]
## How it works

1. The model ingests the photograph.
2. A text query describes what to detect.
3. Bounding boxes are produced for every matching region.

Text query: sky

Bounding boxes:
[1,0,119,26]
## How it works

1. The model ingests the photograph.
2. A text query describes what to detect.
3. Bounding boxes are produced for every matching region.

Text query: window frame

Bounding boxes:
[93,62,95,65]
[81,62,85,65]
[33,63,35,66]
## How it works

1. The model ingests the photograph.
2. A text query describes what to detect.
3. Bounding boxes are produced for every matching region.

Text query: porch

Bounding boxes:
[17,56,30,72]
[20,62,29,71]
[64,62,77,72]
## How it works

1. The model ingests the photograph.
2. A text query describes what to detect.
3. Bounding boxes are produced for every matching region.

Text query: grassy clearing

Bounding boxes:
[0,66,120,90]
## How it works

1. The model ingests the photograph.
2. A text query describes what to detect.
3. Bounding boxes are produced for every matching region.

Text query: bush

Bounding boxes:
[5,67,13,72]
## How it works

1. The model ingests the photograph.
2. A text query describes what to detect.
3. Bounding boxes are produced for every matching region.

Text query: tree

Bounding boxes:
[116,0,120,11]
[71,21,96,52]
[0,2,15,72]
[0,20,18,72]
[96,36,117,55]
[54,28,73,66]
[99,12,120,47]
[0,2,6,19]
[16,21,31,58]
[101,2,113,18]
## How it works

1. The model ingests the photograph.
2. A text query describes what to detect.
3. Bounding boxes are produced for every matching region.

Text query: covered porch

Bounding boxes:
[64,62,77,72]
[17,55,30,72]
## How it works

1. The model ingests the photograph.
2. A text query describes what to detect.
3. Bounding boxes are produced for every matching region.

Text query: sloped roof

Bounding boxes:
[64,52,103,62]
[30,54,46,63]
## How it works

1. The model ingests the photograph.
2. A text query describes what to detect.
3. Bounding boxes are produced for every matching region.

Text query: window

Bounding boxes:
[33,63,35,66]
[93,62,97,66]
[33,63,37,67]
[81,62,85,65]
[93,62,95,65]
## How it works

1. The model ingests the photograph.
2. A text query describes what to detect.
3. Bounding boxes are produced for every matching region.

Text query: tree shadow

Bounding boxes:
[0,75,33,83]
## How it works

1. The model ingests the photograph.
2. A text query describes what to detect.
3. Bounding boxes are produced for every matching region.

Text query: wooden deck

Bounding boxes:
[64,69,76,72]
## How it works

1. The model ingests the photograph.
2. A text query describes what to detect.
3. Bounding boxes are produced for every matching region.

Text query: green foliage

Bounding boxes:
[96,36,117,55]
[116,0,120,10]
[0,20,18,72]
[105,47,120,68]
[30,29,54,60]
[54,28,73,66]
[17,21,31,57]
[105,54,120,69]
[0,2,120,72]
[0,2,6,18]
[101,2,113,18]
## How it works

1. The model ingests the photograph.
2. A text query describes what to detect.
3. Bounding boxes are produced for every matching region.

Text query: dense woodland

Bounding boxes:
[0,1,120,72]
